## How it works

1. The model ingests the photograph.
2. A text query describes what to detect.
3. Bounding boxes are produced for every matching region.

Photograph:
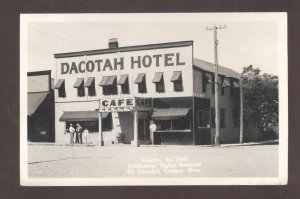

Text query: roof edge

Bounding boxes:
[54,40,193,58]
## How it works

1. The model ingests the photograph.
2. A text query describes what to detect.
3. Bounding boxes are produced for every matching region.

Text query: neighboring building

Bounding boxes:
[53,39,258,146]
[27,70,55,142]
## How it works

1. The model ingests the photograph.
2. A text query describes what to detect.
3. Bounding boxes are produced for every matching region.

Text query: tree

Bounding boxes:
[242,65,278,140]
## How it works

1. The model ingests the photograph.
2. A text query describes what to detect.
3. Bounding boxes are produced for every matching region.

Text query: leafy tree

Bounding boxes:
[242,65,278,139]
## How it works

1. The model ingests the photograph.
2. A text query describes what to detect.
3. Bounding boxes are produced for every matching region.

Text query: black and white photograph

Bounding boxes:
[20,13,287,185]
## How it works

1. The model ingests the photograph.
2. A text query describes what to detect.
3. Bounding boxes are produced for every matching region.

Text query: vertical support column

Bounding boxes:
[131,110,139,147]
[239,78,244,144]
[98,112,104,146]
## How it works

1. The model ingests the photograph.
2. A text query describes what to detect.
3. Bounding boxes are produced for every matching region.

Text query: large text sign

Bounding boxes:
[60,53,186,75]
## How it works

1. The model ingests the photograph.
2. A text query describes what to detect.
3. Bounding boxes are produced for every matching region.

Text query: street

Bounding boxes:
[28,144,278,178]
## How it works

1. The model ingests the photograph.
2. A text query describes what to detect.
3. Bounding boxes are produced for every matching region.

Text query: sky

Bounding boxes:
[24,14,282,76]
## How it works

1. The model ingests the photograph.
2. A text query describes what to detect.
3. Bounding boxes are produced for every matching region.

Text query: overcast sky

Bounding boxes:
[24,14,282,76]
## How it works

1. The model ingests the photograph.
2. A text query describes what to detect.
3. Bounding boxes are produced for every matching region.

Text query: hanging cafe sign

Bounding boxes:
[99,97,152,112]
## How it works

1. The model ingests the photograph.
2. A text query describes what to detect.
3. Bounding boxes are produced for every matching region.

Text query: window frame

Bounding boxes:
[197,110,210,128]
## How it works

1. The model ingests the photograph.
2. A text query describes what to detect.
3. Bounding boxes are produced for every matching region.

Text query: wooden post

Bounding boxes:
[98,112,104,146]
[239,77,244,144]
[131,110,139,147]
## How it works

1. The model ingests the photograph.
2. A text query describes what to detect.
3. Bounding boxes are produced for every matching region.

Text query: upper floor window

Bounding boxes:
[118,74,130,94]
[134,73,147,93]
[152,72,165,93]
[202,72,208,93]
[74,78,85,97]
[99,76,118,95]
[54,79,66,98]
[84,77,96,96]
[171,71,183,92]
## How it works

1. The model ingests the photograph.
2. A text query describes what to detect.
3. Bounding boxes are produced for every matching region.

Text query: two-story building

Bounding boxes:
[54,39,258,146]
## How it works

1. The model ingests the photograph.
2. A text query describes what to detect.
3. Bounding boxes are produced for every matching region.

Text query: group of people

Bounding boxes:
[67,123,84,144]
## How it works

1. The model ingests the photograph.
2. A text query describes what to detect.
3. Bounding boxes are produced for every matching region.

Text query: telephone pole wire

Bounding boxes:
[206,25,227,146]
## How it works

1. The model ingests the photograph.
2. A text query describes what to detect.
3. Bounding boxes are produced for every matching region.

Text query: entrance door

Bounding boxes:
[138,119,150,140]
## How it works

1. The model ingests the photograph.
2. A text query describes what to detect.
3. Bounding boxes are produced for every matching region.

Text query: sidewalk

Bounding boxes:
[27,139,278,147]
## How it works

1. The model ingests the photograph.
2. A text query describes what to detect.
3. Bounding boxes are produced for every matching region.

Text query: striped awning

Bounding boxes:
[99,76,110,86]
[54,79,65,89]
[152,108,191,120]
[152,72,163,83]
[106,76,117,86]
[134,73,145,84]
[73,78,84,88]
[84,77,95,87]
[27,92,48,116]
[170,71,182,82]
[118,74,128,85]
[59,111,110,122]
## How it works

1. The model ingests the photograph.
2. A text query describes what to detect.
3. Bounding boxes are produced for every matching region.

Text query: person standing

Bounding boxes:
[149,121,157,145]
[68,123,75,144]
[76,123,84,144]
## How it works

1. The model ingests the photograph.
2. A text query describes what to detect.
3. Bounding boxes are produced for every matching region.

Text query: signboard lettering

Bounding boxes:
[61,53,185,75]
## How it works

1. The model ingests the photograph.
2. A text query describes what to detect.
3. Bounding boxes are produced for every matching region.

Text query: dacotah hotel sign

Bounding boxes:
[60,53,186,74]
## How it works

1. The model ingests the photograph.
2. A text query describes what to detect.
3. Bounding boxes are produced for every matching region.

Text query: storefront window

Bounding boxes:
[197,110,210,128]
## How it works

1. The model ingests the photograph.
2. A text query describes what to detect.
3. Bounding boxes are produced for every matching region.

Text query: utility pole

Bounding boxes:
[206,25,227,146]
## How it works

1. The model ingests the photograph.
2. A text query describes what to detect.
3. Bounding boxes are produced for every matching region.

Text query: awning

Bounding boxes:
[84,77,95,87]
[205,73,213,84]
[59,111,110,122]
[27,92,48,116]
[152,108,191,120]
[99,76,110,86]
[152,72,163,83]
[54,79,64,89]
[106,76,117,86]
[134,73,145,84]
[73,78,84,88]
[118,74,128,85]
[222,79,231,87]
[170,71,182,82]
[233,81,240,88]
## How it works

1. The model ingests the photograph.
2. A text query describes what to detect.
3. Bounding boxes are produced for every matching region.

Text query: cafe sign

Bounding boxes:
[99,97,152,112]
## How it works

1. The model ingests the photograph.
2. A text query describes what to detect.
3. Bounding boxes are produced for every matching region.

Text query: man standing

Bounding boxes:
[68,123,75,144]
[149,121,157,145]
[76,123,84,144]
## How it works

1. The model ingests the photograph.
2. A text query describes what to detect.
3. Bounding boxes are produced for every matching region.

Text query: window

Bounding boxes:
[99,76,118,95]
[233,109,239,128]
[197,110,210,128]
[152,72,165,93]
[55,79,66,98]
[230,79,234,97]
[221,76,225,96]
[118,74,130,94]
[84,77,96,96]
[74,78,85,97]
[202,72,207,93]
[171,71,183,92]
[212,74,215,94]
[220,108,226,128]
[211,107,215,128]
[134,73,147,93]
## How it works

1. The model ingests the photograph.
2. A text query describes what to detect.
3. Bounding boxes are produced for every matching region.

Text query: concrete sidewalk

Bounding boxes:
[27,139,278,147]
